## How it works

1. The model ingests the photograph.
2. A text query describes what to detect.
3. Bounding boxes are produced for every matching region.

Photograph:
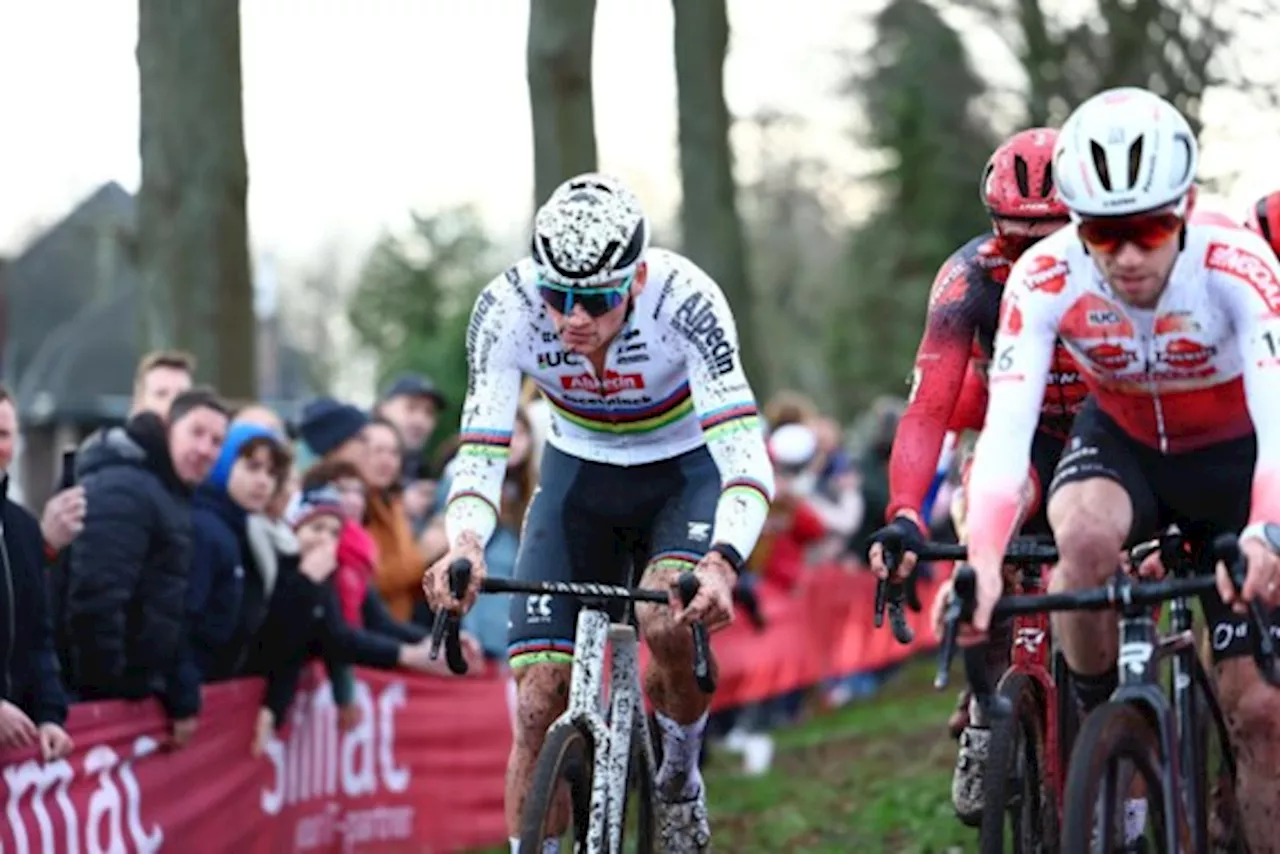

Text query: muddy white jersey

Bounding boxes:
[966,221,1280,562]
[444,248,774,562]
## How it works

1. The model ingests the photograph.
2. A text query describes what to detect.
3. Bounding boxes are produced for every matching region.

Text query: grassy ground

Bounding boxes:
[471,655,977,853]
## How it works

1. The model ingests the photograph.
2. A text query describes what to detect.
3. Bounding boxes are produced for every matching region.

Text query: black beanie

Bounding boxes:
[298,397,370,457]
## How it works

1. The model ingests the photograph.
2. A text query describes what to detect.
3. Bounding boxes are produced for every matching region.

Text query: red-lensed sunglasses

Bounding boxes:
[1077,212,1183,253]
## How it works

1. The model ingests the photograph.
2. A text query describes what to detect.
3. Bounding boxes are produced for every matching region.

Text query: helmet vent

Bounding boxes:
[1126,137,1144,189]
[536,233,618,281]
[1173,133,1194,185]
[1040,162,1055,198]
[1014,156,1030,197]
[1090,141,1112,191]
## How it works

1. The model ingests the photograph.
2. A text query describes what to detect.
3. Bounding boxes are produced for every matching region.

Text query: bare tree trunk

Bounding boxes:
[672,0,763,393]
[137,0,256,399]
[527,0,599,209]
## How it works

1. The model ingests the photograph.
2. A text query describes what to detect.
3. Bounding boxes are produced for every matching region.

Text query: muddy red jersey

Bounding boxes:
[886,233,1087,521]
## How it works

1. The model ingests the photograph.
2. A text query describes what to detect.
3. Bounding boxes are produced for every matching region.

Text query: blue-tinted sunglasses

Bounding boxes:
[537,272,634,317]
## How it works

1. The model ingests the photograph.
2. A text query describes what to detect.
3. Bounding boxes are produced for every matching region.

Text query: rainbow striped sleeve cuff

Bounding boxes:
[699,402,761,441]
[444,489,500,549]
[721,477,773,510]
[508,638,575,668]
[456,429,513,459]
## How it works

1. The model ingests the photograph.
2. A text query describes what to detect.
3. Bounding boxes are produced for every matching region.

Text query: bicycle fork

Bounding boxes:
[1116,614,1190,848]
[604,624,648,854]
[562,609,615,853]
[1167,595,1206,850]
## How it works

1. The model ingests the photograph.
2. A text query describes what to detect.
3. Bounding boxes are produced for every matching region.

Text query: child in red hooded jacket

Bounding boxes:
[299,460,481,662]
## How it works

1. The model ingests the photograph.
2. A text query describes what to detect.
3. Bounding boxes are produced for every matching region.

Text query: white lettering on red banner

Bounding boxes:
[261,679,413,851]
[0,576,946,853]
[3,735,164,854]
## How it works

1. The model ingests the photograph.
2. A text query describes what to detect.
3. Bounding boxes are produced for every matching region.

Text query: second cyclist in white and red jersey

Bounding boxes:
[953,86,1280,850]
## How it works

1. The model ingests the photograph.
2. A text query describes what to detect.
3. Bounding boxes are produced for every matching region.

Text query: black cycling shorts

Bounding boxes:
[506,443,720,669]
[1024,428,1066,536]
[960,428,1062,535]
[1048,397,1273,662]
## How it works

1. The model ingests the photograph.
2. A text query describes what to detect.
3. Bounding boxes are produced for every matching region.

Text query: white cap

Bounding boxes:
[768,423,817,469]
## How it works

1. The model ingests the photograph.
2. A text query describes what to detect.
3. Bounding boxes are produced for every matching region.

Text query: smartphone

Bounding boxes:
[58,449,77,491]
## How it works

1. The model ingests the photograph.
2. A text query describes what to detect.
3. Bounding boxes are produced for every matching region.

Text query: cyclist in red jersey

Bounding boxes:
[865,127,1086,824]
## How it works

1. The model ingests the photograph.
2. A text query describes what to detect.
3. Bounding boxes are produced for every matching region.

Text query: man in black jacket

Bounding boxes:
[63,388,227,747]
[0,388,75,758]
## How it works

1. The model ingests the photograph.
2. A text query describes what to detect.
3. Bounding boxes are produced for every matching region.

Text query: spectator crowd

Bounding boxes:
[0,349,945,776]
[1,351,486,760]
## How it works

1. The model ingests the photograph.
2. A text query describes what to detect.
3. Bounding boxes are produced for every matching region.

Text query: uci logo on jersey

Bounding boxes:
[537,350,581,369]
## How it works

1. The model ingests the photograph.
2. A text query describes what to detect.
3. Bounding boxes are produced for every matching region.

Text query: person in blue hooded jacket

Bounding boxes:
[166,423,292,720]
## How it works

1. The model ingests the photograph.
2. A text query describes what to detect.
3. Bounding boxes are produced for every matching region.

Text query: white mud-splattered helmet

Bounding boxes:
[1053,87,1198,219]
[532,173,650,287]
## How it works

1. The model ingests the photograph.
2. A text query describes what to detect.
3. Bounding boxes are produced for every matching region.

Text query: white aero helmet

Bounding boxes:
[531,173,650,287]
[1053,87,1198,219]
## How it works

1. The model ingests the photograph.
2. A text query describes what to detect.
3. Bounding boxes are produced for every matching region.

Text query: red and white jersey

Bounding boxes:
[966,220,1280,559]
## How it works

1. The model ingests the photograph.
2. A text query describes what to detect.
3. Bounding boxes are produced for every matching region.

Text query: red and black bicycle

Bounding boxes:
[878,538,1064,853]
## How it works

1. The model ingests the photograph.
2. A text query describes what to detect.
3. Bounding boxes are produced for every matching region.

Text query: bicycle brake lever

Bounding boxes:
[429,559,474,661]
[428,610,451,661]
[1212,534,1280,689]
[444,626,468,675]
[677,572,716,694]
[935,565,976,689]
[887,587,915,645]
[874,549,895,629]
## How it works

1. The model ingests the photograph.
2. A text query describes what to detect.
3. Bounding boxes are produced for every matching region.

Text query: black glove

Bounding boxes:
[866,515,927,568]
[869,516,928,642]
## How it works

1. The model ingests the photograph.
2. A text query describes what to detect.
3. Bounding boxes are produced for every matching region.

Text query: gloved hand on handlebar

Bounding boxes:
[1219,534,1280,614]
[930,563,1004,643]
[866,513,928,583]
[422,531,487,615]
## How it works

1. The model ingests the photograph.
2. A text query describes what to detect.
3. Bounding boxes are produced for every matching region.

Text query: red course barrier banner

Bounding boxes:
[0,566,941,853]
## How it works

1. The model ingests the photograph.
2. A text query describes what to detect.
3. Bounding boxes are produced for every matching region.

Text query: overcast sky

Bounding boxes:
[2,0,1277,266]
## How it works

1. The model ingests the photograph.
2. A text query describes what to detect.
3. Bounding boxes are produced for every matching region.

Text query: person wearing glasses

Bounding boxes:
[948,87,1280,852]
[862,127,1085,824]
[422,173,774,854]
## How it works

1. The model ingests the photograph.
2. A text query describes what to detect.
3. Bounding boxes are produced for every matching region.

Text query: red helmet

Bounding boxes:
[981,128,1069,221]
[1246,191,1280,256]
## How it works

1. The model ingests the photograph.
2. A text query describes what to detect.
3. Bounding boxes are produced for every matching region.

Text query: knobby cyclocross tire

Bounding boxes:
[1192,676,1247,853]
[979,673,1059,854]
[520,721,595,850]
[1061,702,1190,852]
[519,720,657,852]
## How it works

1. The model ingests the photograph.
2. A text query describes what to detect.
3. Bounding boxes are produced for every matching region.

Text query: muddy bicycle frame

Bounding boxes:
[937,530,1280,850]
[430,563,714,854]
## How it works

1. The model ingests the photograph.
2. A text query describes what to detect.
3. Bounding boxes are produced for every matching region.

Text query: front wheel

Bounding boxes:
[520,721,595,850]
[979,672,1058,853]
[1061,702,1188,853]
